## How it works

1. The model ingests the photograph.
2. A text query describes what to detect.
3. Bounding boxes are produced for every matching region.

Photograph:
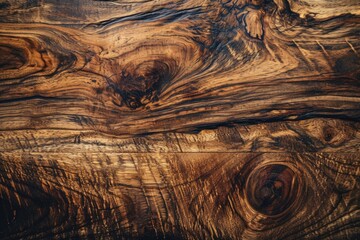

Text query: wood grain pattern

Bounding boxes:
[1,152,359,239]
[0,0,359,239]
[1,118,359,153]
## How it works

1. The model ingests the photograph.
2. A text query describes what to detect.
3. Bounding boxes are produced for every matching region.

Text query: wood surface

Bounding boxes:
[0,0,359,239]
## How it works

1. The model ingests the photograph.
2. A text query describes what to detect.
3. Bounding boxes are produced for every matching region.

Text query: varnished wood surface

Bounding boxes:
[0,0,359,239]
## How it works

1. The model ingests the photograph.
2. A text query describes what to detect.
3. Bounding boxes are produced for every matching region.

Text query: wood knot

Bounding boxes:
[112,60,174,109]
[245,164,299,215]
[299,119,356,148]
[236,156,306,231]
[323,127,335,142]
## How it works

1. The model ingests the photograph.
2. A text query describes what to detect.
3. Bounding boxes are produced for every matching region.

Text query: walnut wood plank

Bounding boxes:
[0,0,359,135]
[0,152,359,239]
[0,0,359,239]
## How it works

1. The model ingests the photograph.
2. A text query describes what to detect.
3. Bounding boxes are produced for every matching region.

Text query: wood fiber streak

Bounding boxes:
[0,0,359,239]
[1,118,359,153]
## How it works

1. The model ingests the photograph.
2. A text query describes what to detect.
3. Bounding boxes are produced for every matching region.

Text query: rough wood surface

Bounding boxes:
[1,152,359,239]
[1,118,360,154]
[0,0,359,239]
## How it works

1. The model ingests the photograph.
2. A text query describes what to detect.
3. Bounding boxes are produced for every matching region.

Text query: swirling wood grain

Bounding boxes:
[0,0,359,135]
[0,0,359,239]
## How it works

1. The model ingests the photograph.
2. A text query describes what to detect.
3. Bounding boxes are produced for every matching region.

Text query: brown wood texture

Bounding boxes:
[0,0,359,239]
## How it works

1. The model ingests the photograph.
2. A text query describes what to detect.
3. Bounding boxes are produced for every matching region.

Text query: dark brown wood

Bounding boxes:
[1,152,359,239]
[0,0,359,239]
